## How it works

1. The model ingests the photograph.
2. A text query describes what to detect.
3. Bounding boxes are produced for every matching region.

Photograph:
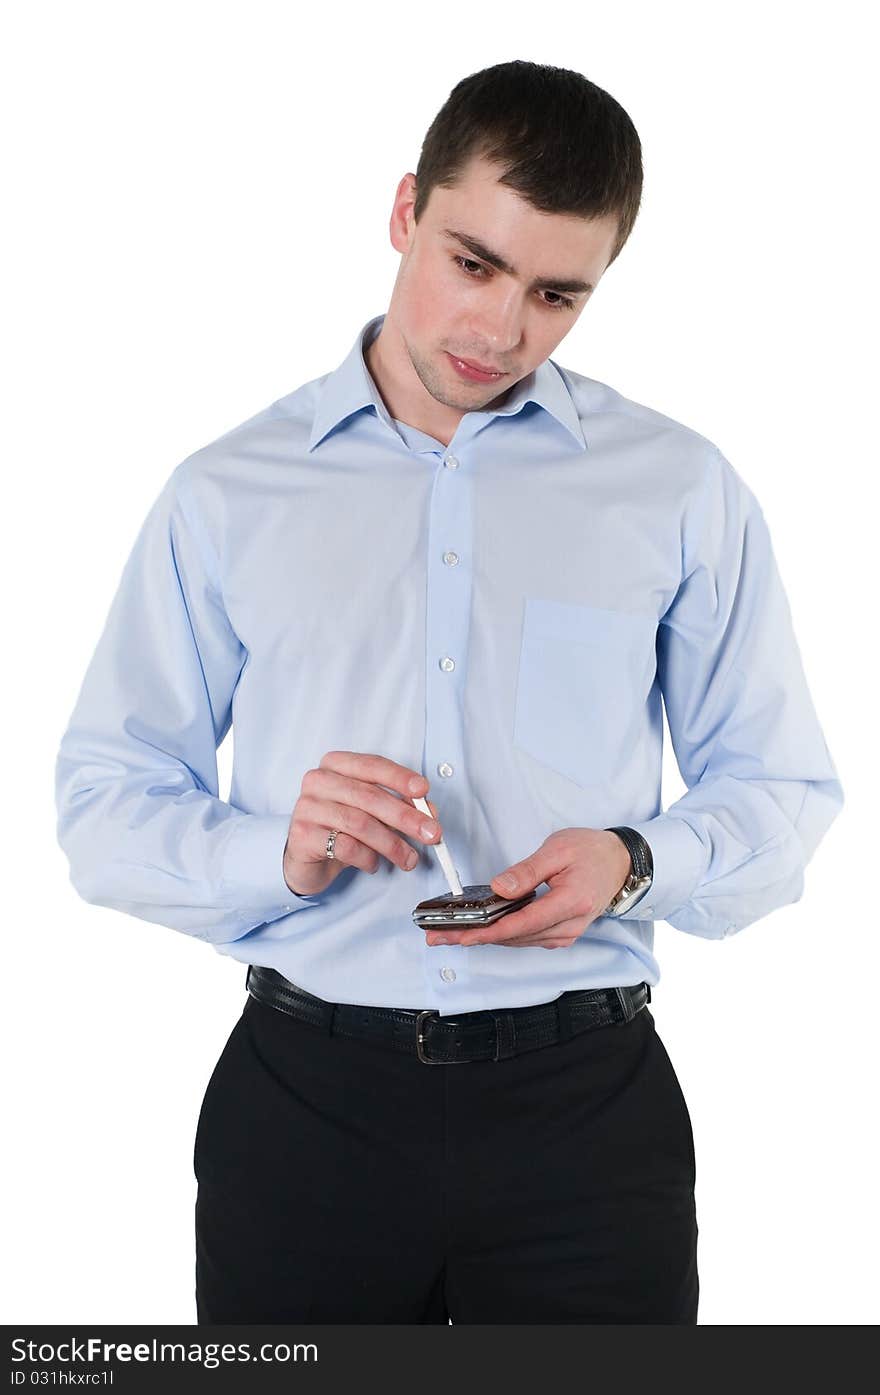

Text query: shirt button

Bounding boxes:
[440,967,457,983]
[444,454,459,470]
[443,550,459,567]
[439,656,455,672]
[437,762,454,778]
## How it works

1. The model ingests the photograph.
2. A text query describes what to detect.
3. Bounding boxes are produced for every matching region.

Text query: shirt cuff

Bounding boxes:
[220,814,323,910]
[620,814,708,922]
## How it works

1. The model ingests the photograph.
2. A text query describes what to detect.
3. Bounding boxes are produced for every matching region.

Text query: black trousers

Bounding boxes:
[193,988,698,1323]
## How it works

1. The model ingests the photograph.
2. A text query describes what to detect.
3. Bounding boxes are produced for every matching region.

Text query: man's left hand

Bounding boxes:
[424,828,632,950]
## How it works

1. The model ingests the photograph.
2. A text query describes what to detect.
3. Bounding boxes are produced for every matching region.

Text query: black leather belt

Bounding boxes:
[245,964,652,1065]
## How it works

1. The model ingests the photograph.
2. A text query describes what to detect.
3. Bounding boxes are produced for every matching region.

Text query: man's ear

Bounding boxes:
[389,174,417,254]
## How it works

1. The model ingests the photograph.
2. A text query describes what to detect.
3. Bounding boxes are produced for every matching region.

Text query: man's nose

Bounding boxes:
[468,290,525,358]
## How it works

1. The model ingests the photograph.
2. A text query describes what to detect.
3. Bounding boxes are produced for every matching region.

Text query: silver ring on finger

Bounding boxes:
[325,829,340,859]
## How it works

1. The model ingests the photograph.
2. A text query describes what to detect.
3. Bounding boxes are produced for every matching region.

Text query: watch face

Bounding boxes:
[606,874,652,916]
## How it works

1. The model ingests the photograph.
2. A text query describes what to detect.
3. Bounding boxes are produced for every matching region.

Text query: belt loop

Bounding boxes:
[615,986,636,1024]
[489,1010,517,1061]
[556,993,576,1043]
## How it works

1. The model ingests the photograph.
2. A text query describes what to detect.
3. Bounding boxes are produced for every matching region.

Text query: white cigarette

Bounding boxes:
[411,795,463,897]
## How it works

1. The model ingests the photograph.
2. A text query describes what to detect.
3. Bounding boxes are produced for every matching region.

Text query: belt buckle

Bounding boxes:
[415,1009,474,1064]
[415,1010,444,1064]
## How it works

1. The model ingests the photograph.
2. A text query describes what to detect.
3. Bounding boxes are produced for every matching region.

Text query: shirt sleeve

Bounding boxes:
[54,460,322,944]
[621,445,844,938]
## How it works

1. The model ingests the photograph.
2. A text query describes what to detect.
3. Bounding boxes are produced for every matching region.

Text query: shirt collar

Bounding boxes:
[307,313,588,454]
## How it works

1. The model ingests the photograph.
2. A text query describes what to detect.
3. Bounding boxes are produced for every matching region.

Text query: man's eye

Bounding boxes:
[543,291,576,312]
[454,255,486,278]
[451,255,575,311]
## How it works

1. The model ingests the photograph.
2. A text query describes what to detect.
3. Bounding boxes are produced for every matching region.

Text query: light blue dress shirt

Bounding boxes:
[54,313,844,1014]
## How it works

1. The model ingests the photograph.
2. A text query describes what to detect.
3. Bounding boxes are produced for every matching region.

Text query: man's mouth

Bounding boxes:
[447,353,508,383]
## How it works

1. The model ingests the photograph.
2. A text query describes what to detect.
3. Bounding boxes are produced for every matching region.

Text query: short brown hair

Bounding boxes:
[413,60,643,269]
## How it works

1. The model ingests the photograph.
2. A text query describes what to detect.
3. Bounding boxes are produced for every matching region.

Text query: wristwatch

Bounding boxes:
[602,826,654,916]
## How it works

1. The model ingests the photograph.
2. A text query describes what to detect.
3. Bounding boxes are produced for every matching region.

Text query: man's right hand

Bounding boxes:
[281,751,443,898]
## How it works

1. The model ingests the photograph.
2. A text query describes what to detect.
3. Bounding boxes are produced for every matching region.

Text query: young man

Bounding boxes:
[55,60,844,1323]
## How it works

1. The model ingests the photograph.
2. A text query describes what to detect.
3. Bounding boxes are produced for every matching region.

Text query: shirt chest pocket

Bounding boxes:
[513,597,659,788]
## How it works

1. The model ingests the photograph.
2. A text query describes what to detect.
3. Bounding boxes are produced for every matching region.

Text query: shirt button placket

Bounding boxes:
[422,444,473,996]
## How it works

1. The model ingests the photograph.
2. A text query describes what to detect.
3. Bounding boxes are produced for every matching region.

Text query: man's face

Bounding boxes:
[385,153,621,413]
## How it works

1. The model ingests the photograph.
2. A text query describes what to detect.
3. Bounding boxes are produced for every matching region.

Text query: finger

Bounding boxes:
[303,768,442,850]
[472,892,582,944]
[287,814,380,875]
[311,766,442,843]
[426,931,576,949]
[296,791,422,873]
[430,891,582,947]
[318,750,429,802]
[510,938,578,948]
[489,848,562,899]
[499,916,589,947]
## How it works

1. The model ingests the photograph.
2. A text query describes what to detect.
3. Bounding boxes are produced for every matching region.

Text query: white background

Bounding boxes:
[3,0,876,1325]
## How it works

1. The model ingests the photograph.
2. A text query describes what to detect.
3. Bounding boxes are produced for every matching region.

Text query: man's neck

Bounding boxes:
[364,316,512,449]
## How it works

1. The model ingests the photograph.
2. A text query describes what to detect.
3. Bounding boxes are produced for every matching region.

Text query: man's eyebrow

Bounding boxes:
[442,227,594,295]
